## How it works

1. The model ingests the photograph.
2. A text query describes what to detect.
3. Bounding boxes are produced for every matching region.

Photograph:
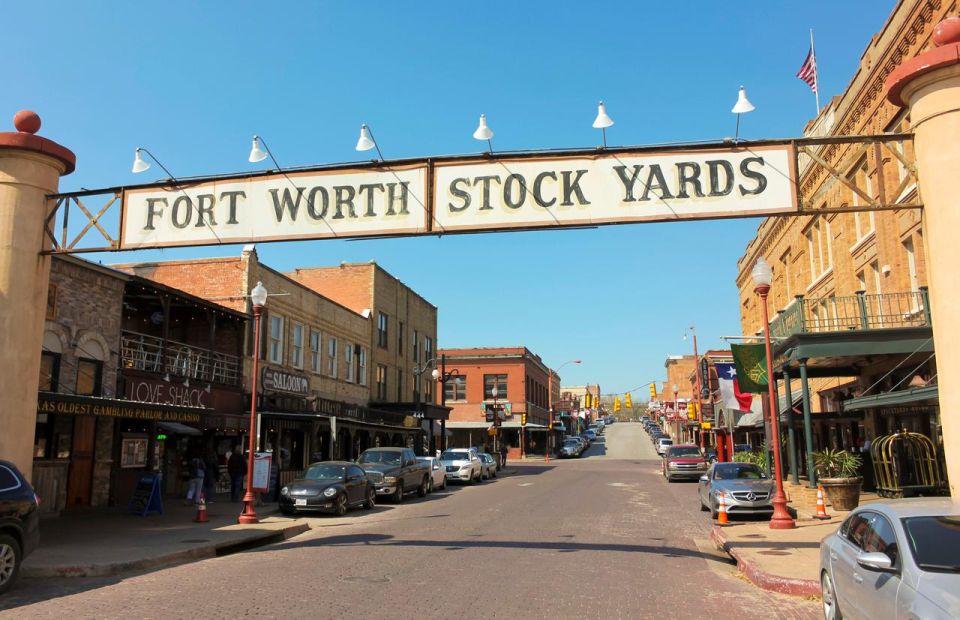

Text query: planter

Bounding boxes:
[820,477,863,511]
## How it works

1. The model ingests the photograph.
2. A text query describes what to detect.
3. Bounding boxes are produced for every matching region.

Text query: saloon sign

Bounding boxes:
[262,367,310,396]
[119,145,795,248]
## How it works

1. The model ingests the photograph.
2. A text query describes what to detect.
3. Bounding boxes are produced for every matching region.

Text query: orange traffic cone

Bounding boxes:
[814,485,831,520]
[194,491,209,523]
[717,491,729,525]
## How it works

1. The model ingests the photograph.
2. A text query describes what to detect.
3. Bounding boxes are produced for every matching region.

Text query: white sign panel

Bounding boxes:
[121,165,429,248]
[433,146,795,231]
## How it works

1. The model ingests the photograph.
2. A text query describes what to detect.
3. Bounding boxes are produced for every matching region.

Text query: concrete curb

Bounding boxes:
[22,521,310,579]
[710,526,821,598]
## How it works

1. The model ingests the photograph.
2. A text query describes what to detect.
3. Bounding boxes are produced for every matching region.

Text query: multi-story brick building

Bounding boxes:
[435,347,563,459]
[735,0,944,490]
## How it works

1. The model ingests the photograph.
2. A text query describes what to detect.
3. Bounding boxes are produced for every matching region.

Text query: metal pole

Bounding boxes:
[783,369,799,485]
[546,370,552,463]
[692,327,703,450]
[440,354,447,453]
[758,285,795,529]
[238,304,262,524]
[799,359,817,488]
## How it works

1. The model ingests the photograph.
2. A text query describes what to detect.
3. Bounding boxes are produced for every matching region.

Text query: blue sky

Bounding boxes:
[5,1,894,395]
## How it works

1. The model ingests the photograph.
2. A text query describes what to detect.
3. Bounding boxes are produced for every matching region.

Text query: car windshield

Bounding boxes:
[357,451,401,466]
[668,447,701,457]
[441,451,470,461]
[660,440,673,445]
[713,464,764,480]
[563,440,579,446]
[303,464,345,480]
[902,516,960,572]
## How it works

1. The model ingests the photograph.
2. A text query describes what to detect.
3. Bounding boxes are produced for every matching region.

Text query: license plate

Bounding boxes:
[295,499,307,506]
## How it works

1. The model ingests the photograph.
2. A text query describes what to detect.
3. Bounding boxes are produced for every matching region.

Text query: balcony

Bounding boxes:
[121,330,242,386]
[770,288,931,340]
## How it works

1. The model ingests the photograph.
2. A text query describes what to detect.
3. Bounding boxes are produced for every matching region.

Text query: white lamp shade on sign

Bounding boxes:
[751,257,773,287]
[592,101,614,129]
[250,281,268,306]
[131,148,150,173]
[731,86,755,114]
[355,124,376,152]
[473,114,494,141]
[248,136,268,163]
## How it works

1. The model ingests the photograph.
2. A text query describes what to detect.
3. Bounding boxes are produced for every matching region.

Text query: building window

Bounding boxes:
[310,330,321,373]
[39,351,60,391]
[424,373,434,403]
[856,270,866,293]
[424,336,433,363]
[412,329,419,362]
[327,337,338,378]
[398,321,404,356]
[378,312,389,348]
[805,217,832,282]
[376,364,388,400]
[904,238,919,293]
[397,368,403,401]
[76,358,103,396]
[345,343,355,383]
[444,375,466,401]
[269,315,284,364]
[484,374,507,400]
[358,348,367,385]
[291,322,304,369]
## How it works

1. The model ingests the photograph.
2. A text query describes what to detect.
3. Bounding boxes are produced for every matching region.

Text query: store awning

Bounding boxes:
[735,412,764,429]
[445,421,546,430]
[843,385,939,412]
[157,421,202,436]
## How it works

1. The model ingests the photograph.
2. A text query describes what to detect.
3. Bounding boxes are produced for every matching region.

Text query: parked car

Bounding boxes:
[569,436,587,454]
[656,438,674,455]
[279,461,375,516]
[662,445,709,482]
[440,449,482,484]
[560,438,583,458]
[819,498,960,620]
[584,429,597,442]
[416,456,447,493]
[0,460,39,595]
[356,447,430,503]
[477,453,498,479]
[697,462,773,519]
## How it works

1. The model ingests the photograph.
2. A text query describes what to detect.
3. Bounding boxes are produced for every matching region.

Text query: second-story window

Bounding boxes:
[310,330,321,373]
[424,336,433,364]
[484,374,507,400]
[444,375,466,401]
[378,312,388,348]
[291,322,304,369]
[376,364,387,400]
[358,348,367,385]
[345,343,355,383]
[269,315,284,364]
[398,321,404,356]
[412,329,419,362]
[76,358,103,396]
[327,337,338,378]
[39,351,60,391]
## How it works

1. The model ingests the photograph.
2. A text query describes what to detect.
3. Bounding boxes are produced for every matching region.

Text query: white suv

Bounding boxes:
[439,449,482,484]
[656,437,674,456]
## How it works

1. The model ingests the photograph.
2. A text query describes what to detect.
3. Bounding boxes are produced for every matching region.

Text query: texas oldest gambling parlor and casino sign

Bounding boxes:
[119,145,796,249]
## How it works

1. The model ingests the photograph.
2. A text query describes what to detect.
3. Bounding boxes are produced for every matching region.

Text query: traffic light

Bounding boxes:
[687,402,696,420]
[625,393,633,409]
[521,413,527,426]
[649,384,657,400]
[614,397,621,412]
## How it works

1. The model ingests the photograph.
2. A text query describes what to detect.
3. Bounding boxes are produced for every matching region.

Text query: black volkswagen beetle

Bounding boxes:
[278,461,375,516]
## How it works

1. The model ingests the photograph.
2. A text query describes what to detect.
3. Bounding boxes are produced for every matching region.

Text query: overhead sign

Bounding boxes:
[262,367,310,396]
[118,145,796,249]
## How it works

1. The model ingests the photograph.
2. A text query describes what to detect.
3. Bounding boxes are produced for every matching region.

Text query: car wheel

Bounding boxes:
[334,493,348,516]
[666,473,674,483]
[418,476,428,498]
[0,534,22,595]
[427,477,434,493]
[710,500,718,520]
[821,571,843,620]
[364,487,376,510]
[393,482,404,503]
[700,498,709,512]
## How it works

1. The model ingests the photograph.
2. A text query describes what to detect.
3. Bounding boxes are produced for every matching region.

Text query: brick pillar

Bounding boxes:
[0,111,75,479]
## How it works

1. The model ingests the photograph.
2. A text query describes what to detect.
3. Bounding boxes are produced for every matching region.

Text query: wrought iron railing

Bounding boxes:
[770,288,931,340]
[121,330,242,386]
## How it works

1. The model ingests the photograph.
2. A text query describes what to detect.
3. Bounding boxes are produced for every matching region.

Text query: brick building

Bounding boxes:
[735,0,945,491]
[436,347,563,459]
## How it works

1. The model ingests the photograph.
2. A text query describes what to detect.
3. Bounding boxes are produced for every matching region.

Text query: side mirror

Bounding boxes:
[857,552,895,572]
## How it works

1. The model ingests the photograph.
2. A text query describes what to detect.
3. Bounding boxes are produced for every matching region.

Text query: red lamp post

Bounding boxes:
[239,281,268,525]
[752,258,796,530]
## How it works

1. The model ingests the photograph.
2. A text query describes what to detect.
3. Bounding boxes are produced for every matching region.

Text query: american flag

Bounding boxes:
[796,47,818,93]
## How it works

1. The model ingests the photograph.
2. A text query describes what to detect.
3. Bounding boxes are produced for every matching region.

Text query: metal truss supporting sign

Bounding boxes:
[43,134,919,254]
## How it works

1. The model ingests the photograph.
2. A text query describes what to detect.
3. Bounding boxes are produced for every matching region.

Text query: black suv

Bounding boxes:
[0,460,39,595]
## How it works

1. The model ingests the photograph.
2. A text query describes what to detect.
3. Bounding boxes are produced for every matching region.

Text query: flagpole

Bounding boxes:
[810,28,821,114]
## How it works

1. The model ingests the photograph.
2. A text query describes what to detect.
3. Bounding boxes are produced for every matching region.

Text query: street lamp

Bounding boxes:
[672,383,680,442]
[239,281,268,525]
[547,359,581,463]
[752,257,796,530]
[685,325,703,449]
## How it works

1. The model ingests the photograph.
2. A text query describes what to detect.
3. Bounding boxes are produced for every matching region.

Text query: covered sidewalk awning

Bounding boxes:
[445,421,547,430]
[772,327,934,376]
[843,384,939,412]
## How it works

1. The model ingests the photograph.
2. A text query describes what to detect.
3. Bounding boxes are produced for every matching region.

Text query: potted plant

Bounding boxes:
[813,449,863,511]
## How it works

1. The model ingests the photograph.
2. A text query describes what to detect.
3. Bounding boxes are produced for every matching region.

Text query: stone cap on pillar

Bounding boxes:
[887,17,960,107]
[0,110,76,175]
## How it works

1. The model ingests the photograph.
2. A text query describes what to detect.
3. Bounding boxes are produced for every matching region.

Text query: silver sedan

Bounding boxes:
[697,462,774,519]
[819,498,960,620]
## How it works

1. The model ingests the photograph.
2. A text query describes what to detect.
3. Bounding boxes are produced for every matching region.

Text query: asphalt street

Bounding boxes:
[1,423,819,619]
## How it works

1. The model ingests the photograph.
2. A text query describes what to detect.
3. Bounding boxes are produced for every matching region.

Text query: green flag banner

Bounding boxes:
[731,343,768,393]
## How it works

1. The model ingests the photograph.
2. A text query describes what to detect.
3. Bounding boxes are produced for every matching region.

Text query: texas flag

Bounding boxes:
[715,362,754,412]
